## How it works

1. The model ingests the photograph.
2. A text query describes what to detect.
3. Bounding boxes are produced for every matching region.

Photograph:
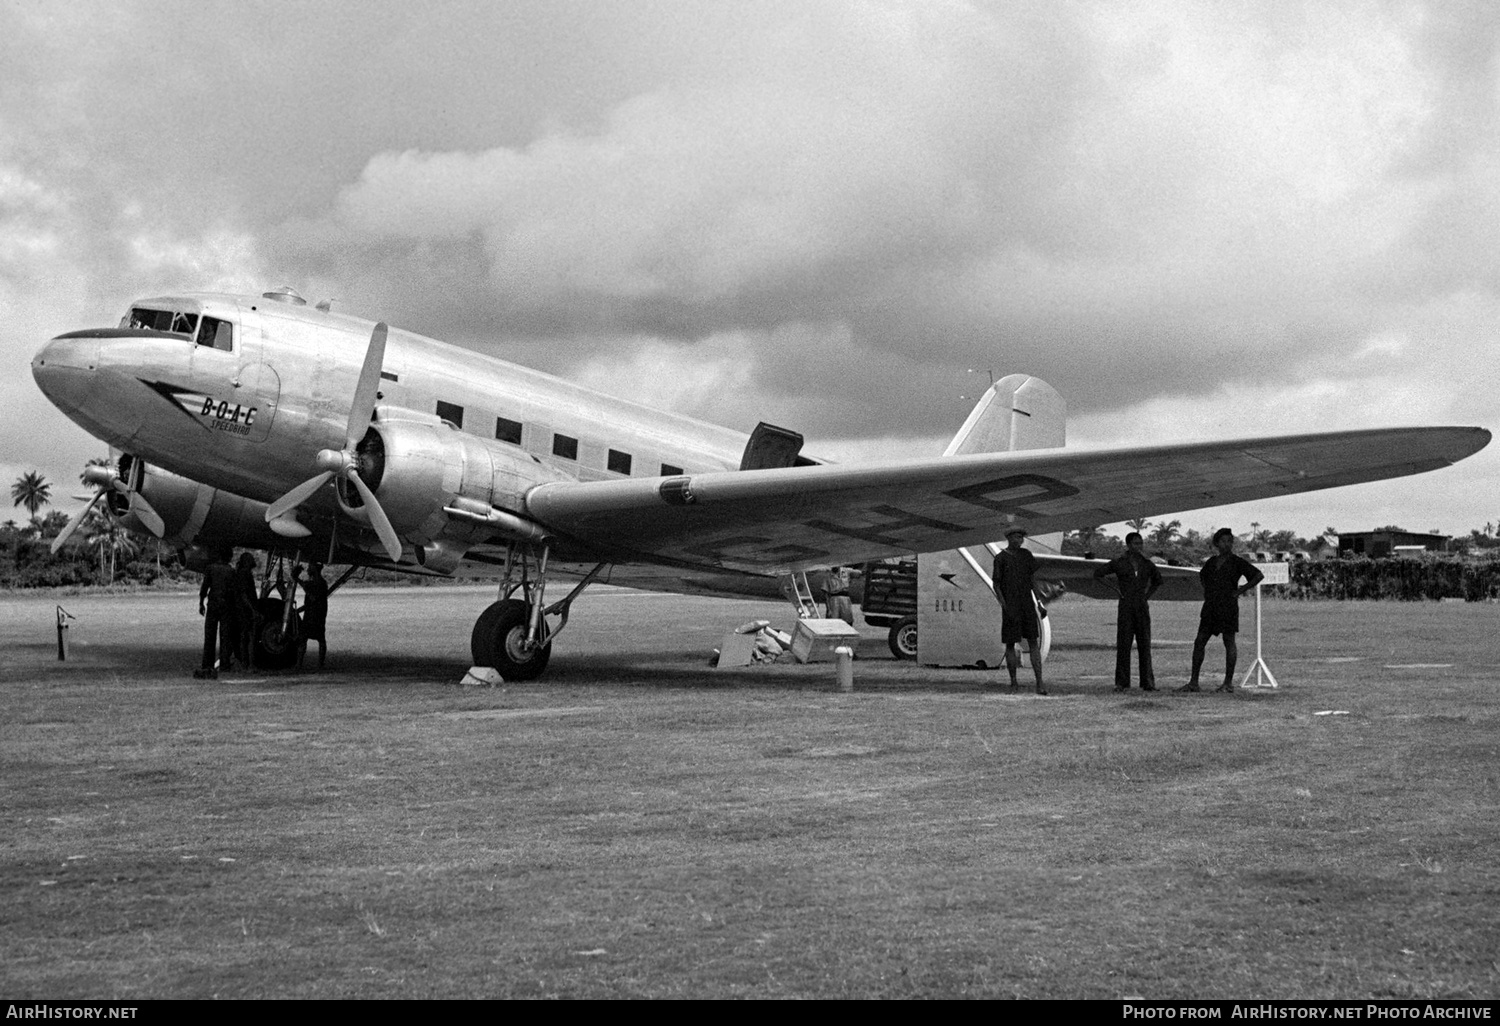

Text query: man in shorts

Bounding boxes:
[1179,528,1263,693]
[993,527,1046,694]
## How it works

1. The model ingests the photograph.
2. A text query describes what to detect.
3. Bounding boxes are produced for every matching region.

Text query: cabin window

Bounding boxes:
[197,316,233,352]
[436,401,464,429]
[661,463,683,476]
[607,449,632,475]
[495,417,523,445]
[552,434,578,460]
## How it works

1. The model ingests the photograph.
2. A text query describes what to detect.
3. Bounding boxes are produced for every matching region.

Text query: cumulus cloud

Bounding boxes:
[282,3,1499,427]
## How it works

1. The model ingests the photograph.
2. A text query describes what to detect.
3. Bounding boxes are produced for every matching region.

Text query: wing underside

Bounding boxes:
[520,426,1489,575]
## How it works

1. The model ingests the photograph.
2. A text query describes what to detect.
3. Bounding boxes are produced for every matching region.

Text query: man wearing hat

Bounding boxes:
[992,527,1047,694]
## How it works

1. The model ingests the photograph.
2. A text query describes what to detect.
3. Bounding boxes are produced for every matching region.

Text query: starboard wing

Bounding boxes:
[521,426,1489,574]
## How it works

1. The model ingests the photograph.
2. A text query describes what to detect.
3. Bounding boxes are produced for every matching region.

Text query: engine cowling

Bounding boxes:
[119,456,284,550]
[349,410,574,550]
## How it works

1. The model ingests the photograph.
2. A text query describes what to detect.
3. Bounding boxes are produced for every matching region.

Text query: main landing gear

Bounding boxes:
[251,552,358,671]
[470,542,608,681]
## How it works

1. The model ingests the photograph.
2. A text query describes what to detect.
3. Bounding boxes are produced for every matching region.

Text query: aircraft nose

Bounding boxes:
[32,333,100,414]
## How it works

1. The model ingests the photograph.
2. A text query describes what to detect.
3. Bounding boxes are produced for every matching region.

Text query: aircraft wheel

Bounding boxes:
[888,615,918,661]
[472,599,552,681]
[253,597,301,670]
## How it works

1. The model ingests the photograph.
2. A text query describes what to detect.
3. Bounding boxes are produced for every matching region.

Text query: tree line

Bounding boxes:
[6,468,189,588]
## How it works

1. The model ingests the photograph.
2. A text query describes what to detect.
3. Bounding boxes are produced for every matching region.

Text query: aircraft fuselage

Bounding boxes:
[33,290,756,565]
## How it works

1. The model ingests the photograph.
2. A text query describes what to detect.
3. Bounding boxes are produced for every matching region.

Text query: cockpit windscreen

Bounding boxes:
[120,306,233,351]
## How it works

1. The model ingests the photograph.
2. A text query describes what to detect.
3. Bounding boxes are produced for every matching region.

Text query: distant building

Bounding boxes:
[1338,530,1449,558]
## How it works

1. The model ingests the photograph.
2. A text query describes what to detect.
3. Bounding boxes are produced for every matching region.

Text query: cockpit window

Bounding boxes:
[122,307,199,337]
[197,316,233,352]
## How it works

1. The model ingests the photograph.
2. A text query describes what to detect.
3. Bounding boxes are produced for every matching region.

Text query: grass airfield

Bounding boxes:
[1,585,1497,999]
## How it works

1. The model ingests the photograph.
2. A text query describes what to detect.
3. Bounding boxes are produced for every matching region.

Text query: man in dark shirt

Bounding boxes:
[196,547,235,679]
[232,553,260,668]
[297,562,330,670]
[993,527,1046,694]
[1179,528,1264,693]
[1093,531,1163,691]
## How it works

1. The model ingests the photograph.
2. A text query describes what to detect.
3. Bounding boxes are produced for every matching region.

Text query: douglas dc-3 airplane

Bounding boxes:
[31,287,1489,678]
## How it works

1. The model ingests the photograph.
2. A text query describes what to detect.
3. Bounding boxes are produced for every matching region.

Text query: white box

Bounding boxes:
[788,618,861,663]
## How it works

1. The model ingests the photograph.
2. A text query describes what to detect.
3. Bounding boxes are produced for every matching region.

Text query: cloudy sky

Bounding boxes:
[3,0,1497,538]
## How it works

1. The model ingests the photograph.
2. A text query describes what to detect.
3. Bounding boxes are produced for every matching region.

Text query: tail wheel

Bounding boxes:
[888,615,918,661]
[472,599,551,681]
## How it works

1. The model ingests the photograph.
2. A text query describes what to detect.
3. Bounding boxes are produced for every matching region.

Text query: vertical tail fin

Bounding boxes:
[916,374,1067,666]
[945,374,1066,552]
[944,374,1065,457]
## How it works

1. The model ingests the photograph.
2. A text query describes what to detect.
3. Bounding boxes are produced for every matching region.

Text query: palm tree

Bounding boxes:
[86,515,138,583]
[1125,517,1151,533]
[1149,519,1181,545]
[11,471,51,518]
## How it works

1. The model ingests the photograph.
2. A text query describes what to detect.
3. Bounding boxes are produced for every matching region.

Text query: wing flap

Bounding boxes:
[522,426,1488,574]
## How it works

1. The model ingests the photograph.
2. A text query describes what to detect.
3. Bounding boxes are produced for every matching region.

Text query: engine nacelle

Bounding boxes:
[122,456,283,550]
[360,410,574,547]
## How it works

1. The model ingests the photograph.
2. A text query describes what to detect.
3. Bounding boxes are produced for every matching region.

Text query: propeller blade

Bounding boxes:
[50,491,104,554]
[346,321,388,450]
[346,470,403,561]
[264,471,335,522]
[130,493,166,538]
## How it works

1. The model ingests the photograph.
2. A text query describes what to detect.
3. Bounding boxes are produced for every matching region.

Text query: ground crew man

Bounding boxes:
[993,527,1047,694]
[1093,531,1163,691]
[232,552,260,668]
[1180,528,1264,693]
[822,565,855,626]
[297,562,329,670]
[196,547,235,679]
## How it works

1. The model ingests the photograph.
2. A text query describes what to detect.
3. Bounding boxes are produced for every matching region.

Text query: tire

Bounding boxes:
[253,596,301,670]
[888,615,918,661]
[471,599,552,681]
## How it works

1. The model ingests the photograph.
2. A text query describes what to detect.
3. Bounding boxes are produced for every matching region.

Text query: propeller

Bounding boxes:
[50,490,106,554]
[112,474,166,537]
[264,322,403,561]
[51,459,165,554]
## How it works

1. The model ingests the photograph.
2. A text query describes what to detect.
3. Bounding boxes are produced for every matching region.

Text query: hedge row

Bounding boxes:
[1283,558,1500,602]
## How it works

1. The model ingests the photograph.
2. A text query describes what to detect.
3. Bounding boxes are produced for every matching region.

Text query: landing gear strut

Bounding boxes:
[469,542,608,681]
[248,552,359,672]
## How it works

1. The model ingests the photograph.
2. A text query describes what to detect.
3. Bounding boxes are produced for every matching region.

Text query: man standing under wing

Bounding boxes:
[993,527,1047,695]
[195,546,235,679]
[1093,531,1163,691]
[1179,527,1263,693]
